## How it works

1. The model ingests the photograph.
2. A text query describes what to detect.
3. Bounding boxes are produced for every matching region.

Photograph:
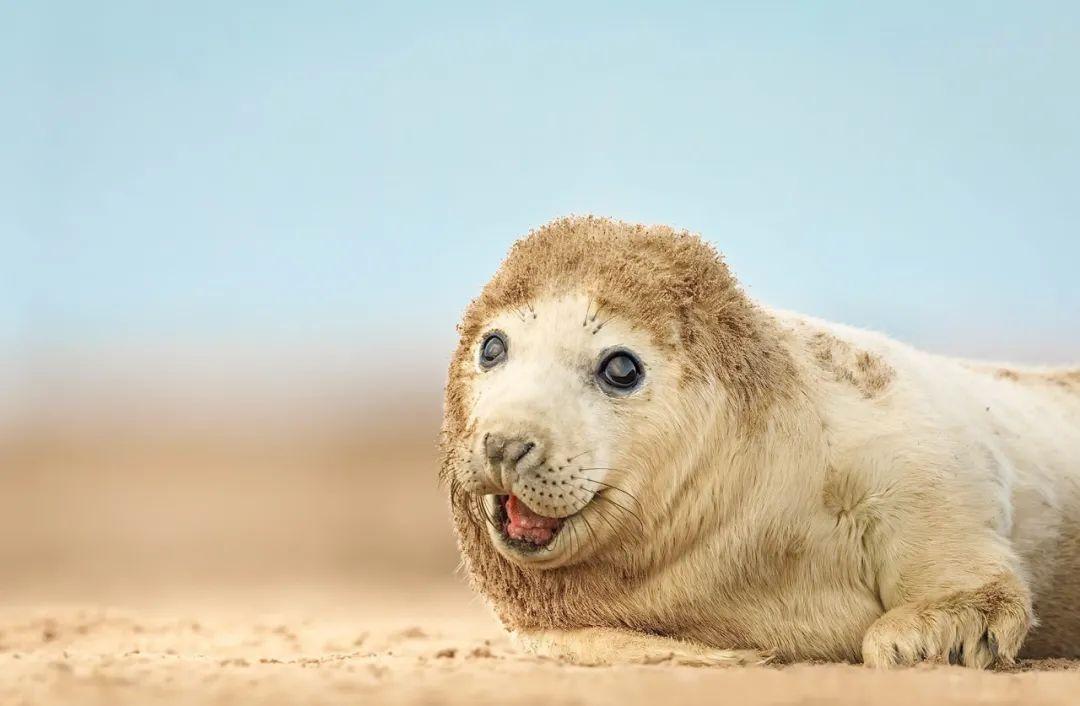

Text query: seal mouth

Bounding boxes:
[495,494,565,551]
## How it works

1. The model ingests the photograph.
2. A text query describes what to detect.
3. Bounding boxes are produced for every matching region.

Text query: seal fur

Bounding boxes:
[440,215,1080,668]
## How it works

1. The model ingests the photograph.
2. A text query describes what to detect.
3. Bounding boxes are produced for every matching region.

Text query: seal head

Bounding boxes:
[441,216,794,579]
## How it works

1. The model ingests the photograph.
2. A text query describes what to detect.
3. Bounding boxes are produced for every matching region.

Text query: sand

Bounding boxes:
[3,396,1078,705]
[3,581,1079,706]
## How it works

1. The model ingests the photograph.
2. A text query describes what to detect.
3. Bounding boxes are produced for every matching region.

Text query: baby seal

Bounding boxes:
[439,215,1080,668]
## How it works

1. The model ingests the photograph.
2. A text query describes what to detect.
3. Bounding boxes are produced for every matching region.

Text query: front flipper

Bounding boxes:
[862,573,1031,668]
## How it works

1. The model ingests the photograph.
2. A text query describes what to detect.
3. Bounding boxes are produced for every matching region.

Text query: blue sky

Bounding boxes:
[4,2,1079,363]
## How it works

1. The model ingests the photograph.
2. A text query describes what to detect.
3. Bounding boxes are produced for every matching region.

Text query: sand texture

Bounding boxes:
[3,587,1079,706]
[2,393,1078,705]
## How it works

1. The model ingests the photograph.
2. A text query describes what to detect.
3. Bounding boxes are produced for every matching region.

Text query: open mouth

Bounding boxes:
[494,494,565,551]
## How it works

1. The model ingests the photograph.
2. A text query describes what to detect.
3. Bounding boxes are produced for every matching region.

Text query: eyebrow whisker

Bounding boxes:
[592,314,615,334]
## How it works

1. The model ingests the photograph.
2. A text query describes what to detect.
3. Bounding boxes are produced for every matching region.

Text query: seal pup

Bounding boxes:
[439,215,1080,668]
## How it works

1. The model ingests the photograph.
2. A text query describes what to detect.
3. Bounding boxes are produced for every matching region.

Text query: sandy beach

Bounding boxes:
[2,407,1078,706]
[4,583,1079,706]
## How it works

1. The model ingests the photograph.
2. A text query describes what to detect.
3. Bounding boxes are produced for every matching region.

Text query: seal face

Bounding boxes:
[455,292,671,568]
[441,216,794,572]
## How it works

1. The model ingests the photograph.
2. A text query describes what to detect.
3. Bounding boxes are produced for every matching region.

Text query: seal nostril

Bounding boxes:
[485,435,540,473]
[505,441,535,464]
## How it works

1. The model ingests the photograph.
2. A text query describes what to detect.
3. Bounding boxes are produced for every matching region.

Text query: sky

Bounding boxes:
[4,1,1079,366]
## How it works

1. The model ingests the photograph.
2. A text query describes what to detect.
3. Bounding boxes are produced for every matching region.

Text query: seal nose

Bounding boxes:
[484,433,536,465]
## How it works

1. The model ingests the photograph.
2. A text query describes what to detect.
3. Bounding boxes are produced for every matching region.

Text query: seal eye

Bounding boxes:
[479,332,508,369]
[598,350,643,391]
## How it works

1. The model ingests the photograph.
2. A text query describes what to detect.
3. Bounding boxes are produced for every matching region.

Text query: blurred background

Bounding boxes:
[2,3,1078,609]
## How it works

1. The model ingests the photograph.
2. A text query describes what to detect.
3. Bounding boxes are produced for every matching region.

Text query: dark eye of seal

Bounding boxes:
[479,332,508,369]
[598,350,643,392]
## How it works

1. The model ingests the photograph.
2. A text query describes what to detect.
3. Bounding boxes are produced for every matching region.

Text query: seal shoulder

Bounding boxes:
[770,310,902,401]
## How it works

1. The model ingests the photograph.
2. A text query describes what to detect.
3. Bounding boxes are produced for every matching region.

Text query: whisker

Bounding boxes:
[570,490,622,533]
[469,495,484,526]
[570,475,640,504]
[581,492,619,531]
[565,450,592,463]
[448,477,462,508]
[474,495,501,533]
[577,507,598,549]
[567,488,629,553]
[590,493,646,533]
[586,499,628,552]
[463,496,481,528]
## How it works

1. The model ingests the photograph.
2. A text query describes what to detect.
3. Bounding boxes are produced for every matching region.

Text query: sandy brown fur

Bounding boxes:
[809,332,895,399]
[1044,370,1079,393]
[992,367,1080,393]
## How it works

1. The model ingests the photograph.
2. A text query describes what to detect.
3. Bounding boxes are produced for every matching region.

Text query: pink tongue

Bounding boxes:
[505,495,561,544]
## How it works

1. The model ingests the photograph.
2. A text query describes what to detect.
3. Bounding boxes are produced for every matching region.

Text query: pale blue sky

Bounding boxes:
[4,2,1079,362]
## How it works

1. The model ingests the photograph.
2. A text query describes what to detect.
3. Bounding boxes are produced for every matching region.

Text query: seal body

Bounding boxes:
[440,216,1080,666]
